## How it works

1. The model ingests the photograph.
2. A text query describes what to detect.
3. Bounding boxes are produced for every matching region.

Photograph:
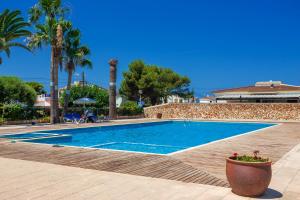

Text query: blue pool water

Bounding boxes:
[0,133,57,139]
[21,121,275,154]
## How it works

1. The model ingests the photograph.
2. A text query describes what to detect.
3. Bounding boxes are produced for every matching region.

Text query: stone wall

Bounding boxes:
[144,103,300,121]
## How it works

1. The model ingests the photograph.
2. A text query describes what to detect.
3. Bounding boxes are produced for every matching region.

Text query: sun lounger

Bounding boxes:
[64,113,85,124]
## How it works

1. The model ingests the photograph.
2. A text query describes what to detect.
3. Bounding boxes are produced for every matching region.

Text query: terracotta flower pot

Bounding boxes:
[226,158,272,197]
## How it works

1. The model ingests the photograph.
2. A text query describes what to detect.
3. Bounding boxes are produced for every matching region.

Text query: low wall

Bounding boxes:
[144,103,300,121]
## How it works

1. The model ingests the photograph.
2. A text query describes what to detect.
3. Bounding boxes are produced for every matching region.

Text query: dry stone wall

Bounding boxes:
[144,103,300,121]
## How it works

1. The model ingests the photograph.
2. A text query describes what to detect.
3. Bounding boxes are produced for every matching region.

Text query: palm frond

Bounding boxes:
[40,0,53,17]
[6,30,32,41]
[78,46,90,55]
[29,5,42,23]
[0,9,31,62]
[7,42,31,52]
[58,19,72,32]
[4,47,10,57]
[80,59,92,68]
[53,0,62,11]
[61,27,92,73]
[4,10,21,25]
[6,20,30,34]
[27,30,50,49]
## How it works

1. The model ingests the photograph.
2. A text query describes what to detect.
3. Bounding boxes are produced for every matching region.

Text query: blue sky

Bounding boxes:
[1,0,300,97]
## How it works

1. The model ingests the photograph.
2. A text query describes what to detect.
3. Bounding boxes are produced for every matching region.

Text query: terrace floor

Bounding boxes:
[0,119,299,199]
[0,139,300,199]
[172,122,300,180]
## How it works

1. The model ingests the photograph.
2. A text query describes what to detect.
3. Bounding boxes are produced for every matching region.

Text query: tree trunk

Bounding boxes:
[63,67,73,116]
[55,48,60,123]
[109,59,118,119]
[50,46,60,124]
[50,47,55,124]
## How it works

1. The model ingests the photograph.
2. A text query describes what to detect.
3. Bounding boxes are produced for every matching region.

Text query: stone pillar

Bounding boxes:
[109,59,118,119]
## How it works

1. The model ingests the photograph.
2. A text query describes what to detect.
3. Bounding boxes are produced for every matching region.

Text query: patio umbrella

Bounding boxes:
[73,97,96,108]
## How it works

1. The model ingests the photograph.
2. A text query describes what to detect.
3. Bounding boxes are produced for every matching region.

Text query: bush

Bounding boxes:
[38,116,50,123]
[2,103,25,121]
[60,85,109,108]
[0,103,49,121]
[118,101,143,116]
[26,81,46,95]
[0,117,5,125]
[0,76,37,106]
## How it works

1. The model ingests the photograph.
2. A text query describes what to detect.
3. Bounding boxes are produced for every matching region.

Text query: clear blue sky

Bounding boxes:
[1,0,300,97]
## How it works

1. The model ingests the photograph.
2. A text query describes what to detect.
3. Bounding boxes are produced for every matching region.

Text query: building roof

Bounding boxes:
[216,94,300,99]
[213,81,300,94]
[200,96,215,100]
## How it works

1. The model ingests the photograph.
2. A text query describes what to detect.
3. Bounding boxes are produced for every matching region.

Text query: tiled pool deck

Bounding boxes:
[0,119,300,199]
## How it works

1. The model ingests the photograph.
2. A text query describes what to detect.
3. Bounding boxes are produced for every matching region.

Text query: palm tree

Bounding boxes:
[0,9,31,65]
[109,59,118,119]
[28,0,69,124]
[62,28,92,115]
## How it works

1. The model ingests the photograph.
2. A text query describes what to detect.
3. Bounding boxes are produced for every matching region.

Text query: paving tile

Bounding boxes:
[196,187,230,200]
[222,192,250,200]
[281,191,300,200]
[284,170,300,194]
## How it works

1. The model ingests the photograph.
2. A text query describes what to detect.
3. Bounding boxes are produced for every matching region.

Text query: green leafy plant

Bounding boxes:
[119,60,193,105]
[230,151,269,163]
[38,116,50,123]
[0,102,50,121]
[60,85,108,109]
[0,117,5,125]
[118,101,143,116]
[2,103,25,121]
[26,81,46,95]
[0,76,37,106]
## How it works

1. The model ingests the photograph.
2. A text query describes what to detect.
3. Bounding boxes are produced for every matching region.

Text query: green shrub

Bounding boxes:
[2,103,25,121]
[38,116,50,123]
[0,117,5,125]
[60,85,109,108]
[118,101,143,116]
[0,76,37,106]
[0,103,50,122]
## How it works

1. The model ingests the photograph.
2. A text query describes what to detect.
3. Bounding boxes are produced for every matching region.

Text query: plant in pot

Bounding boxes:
[226,150,272,197]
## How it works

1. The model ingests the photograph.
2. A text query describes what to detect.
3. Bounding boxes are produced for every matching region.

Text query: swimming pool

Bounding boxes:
[19,121,275,155]
[0,132,59,139]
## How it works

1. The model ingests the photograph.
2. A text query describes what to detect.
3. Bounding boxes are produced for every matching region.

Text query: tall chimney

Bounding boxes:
[109,59,118,119]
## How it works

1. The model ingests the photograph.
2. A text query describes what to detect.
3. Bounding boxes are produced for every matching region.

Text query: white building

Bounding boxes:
[213,81,300,103]
[199,96,216,103]
[34,94,51,108]
[198,96,227,104]
[165,95,193,103]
